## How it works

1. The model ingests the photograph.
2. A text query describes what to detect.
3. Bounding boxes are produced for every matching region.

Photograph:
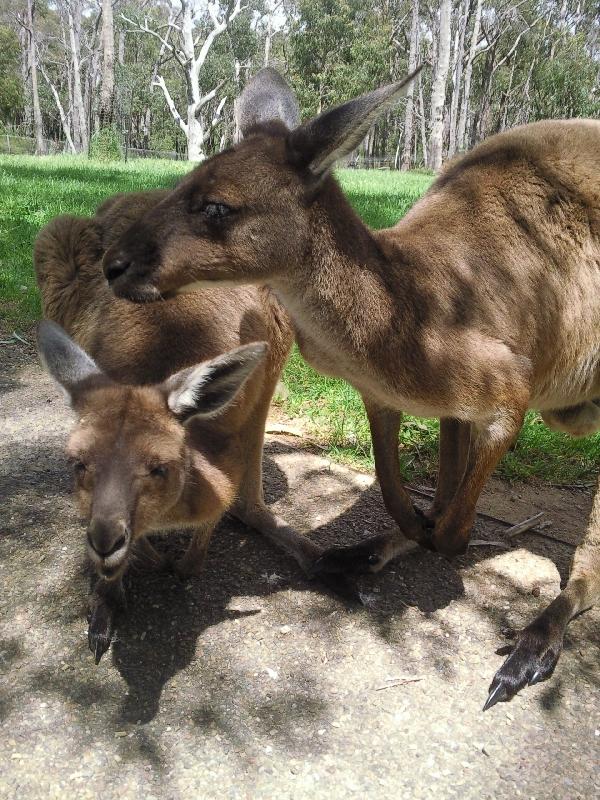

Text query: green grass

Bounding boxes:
[0,155,191,329]
[1,155,598,484]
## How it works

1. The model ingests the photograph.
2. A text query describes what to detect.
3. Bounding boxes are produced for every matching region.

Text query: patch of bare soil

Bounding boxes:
[1,346,598,800]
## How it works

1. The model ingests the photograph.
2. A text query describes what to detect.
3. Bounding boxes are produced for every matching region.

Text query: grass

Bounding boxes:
[1,154,598,484]
[0,155,191,329]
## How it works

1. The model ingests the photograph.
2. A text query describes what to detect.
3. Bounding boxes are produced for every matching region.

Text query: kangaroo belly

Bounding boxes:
[542,401,600,438]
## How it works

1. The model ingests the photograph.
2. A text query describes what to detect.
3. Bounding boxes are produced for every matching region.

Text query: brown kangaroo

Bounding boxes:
[101,69,600,707]
[34,190,324,664]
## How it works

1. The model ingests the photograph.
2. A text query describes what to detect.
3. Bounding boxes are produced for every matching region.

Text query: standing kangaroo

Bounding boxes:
[35,190,326,663]
[101,69,600,707]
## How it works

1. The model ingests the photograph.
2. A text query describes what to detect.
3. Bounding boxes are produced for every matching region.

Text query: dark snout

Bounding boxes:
[102,223,162,303]
[87,518,130,575]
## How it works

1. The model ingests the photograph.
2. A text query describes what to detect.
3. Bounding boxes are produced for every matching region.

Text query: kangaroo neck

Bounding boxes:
[271,185,413,400]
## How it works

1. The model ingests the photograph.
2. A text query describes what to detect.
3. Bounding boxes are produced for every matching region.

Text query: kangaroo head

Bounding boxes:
[37,321,267,579]
[102,69,420,302]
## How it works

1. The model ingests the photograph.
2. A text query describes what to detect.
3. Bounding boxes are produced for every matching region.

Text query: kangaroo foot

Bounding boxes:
[311,528,419,579]
[483,615,564,710]
[87,584,125,665]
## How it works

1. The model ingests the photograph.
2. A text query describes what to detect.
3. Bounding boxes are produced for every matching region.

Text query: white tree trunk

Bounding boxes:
[99,0,115,127]
[39,63,77,153]
[448,0,468,159]
[26,0,45,154]
[457,0,483,152]
[187,113,205,162]
[68,1,88,152]
[401,0,419,171]
[429,0,452,171]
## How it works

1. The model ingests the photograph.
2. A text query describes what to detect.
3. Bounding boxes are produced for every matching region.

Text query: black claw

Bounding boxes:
[529,669,543,686]
[483,681,509,711]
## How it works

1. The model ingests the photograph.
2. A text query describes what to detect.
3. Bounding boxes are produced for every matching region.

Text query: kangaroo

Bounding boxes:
[99,68,600,706]
[35,190,324,664]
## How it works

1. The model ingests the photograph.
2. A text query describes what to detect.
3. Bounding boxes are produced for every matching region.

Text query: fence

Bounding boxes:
[0,134,68,156]
[0,134,404,169]
[0,133,186,161]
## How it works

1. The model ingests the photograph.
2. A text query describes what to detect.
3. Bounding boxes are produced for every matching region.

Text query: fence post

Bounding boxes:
[6,134,10,154]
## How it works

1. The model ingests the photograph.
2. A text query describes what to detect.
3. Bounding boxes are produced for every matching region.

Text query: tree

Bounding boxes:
[21,0,45,153]
[456,0,482,152]
[66,0,88,150]
[429,0,451,169]
[99,0,115,127]
[401,0,420,171]
[123,0,247,160]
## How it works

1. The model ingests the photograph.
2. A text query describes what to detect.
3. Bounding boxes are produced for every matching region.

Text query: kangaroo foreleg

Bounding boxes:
[432,406,526,556]
[428,418,472,521]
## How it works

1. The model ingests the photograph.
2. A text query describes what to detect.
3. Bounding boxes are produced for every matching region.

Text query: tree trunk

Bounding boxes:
[429,0,451,171]
[68,1,88,152]
[457,0,483,152]
[99,0,115,127]
[418,73,428,167]
[186,113,205,162]
[39,63,76,153]
[26,0,45,154]
[19,24,33,133]
[448,0,468,159]
[401,0,419,171]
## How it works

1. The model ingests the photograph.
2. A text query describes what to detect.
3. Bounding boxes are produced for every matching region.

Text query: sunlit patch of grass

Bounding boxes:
[0,155,190,330]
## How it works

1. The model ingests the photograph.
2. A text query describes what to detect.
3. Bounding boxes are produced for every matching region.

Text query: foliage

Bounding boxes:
[0,25,23,124]
[89,128,123,161]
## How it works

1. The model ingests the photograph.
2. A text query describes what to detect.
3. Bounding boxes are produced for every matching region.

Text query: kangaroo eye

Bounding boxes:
[73,460,87,475]
[149,465,168,479]
[201,202,232,220]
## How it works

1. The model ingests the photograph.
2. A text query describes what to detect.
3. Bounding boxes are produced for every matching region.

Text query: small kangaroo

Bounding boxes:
[101,68,600,706]
[35,191,323,664]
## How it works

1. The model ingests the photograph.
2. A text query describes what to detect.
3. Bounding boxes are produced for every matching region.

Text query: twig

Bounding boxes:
[469,540,510,549]
[375,677,424,691]
[549,482,594,490]
[505,512,545,538]
[406,485,575,547]
[12,331,29,345]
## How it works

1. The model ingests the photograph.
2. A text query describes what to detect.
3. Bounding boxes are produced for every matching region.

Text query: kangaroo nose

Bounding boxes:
[103,253,132,284]
[87,519,128,558]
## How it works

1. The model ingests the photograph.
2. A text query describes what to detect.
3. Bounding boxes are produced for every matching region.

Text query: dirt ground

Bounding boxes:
[1,341,599,800]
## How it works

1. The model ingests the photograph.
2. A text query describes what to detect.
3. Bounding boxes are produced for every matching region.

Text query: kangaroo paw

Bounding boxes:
[483,617,564,711]
[312,529,418,578]
[88,599,116,665]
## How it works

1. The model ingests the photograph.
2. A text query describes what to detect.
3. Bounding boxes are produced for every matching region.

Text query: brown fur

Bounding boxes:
[35,190,325,663]
[101,91,600,702]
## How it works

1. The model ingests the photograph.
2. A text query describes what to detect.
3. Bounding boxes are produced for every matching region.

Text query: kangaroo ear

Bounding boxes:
[37,320,105,405]
[165,342,268,422]
[286,67,422,180]
[236,67,300,140]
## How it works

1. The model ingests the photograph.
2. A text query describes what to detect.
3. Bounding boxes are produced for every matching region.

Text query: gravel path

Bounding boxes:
[1,346,599,799]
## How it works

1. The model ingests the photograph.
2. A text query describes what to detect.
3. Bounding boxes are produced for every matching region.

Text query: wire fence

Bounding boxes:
[0,133,402,168]
[0,134,186,161]
[0,134,68,156]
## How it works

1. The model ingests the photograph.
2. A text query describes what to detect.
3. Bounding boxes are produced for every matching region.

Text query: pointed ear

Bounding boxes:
[236,67,300,138]
[165,342,269,422]
[37,320,105,405]
[286,67,422,180]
